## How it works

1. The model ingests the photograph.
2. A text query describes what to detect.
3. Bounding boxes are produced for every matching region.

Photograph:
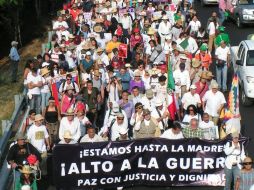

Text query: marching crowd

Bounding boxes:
[7,0,254,189]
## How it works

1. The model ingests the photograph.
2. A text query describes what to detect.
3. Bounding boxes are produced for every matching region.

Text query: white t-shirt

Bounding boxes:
[199,120,215,129]
[53,21,69,30]
[188,20,201,33]
[27,72,42,95]
[215,46,230,61]
[202,90,226,117]
[160,128,184,139]
[181,92,201,110]
[207,22,218,35]
[27,124,49,152]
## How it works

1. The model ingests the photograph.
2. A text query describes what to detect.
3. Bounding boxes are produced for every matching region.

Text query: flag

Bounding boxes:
[168,93,177,121]
[167,57,175,90]
[223,73,240,122]
[167,57,177,120]
[51,82,60,107]
[179,38,189,50]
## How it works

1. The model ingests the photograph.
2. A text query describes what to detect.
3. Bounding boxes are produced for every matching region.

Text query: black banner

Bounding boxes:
[53,137,249,189]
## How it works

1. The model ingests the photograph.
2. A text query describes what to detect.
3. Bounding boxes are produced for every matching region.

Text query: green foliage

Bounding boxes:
[0,0,21,6]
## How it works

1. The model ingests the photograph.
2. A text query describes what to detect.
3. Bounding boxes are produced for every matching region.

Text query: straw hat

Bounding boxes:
[142,109,151,116]
[65,108,75,116]
[150,68,159,76]
[15,132,26,141]
[94,18,104,23]
[40,67,50,76]
[190,84,197,89]
[139,11,146,16]
[199,71,209,80]
[146,89,154,99]
[68,34,75,39]
[93,25,103,33]
[155,99,163,106]
[179,54,187,60]
[112,8,117,13]
[34,114,44,122]
[147,28,155,35]
[152,15,161,21]
[63,130,73,139]
[82,43,91,50]
[97,47,104,53]
[93,70,100,77]
[206,71,214,79]
[134,71,141,77]
[192,58,201,68]
[125,63,132,68]
[211,81,219,89]
[162,15,168,20]
[19,165,33,174]
[231,131,239,138]
[105,1,111,7]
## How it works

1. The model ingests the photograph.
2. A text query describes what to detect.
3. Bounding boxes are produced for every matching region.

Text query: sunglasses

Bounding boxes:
[117,118,124,120]
[67,79,72,81]
[243,162,252,165]
[189,109,194,111]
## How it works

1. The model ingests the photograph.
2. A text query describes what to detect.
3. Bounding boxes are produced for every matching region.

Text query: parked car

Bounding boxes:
[225,0,254,28]
[231,40,254,106]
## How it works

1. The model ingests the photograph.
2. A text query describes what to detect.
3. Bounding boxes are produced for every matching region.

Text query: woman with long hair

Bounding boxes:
[182,104,201,124]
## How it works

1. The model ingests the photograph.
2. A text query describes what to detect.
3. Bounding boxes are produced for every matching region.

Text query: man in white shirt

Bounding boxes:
[141,89,156,111]
[158,15,172,46]
[186,35,198,54]
[27,68,43,114]
[151,99,169,132]
[160,121,184,139]
[120,11,132,36]
[199,113,217,140]
[58,74,80,95]
[101,113,128,141]
[59,108,81,142]
[215,41,230,92]
[27,114,50,175]
[224,132,246,190]
[92,47,110,66]
[80,127,104,143]
[181,84,201,111]
[53,16,69,31]
[202,81,226,125]
[173,62,191,98]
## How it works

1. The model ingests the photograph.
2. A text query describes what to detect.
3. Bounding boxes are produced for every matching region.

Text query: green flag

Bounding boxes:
[179,38,189,50]
[167,57,175,90]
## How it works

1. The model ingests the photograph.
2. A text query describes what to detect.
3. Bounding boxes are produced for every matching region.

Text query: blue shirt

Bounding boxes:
[116,72,131,91]
[9,47,20,61]
[81,59,93,71]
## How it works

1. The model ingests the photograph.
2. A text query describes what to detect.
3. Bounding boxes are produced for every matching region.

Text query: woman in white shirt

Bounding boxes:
[186,15,201,36]
[106,77,122,102]
[207,18,218,52]
[182,104,201,124]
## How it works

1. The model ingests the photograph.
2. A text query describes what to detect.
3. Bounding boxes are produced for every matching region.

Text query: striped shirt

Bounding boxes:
[238,169,254,190]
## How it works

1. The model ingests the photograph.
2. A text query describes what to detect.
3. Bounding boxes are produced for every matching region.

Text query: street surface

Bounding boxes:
[43,1,254,190]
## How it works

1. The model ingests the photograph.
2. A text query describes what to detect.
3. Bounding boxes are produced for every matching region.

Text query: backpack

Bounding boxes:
[62,80,76,93]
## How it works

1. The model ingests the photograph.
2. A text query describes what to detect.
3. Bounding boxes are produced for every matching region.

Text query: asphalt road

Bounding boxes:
[42,2,254,190]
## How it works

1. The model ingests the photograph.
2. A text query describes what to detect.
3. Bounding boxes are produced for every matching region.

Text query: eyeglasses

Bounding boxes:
[243,162,252,165]
[117,118,124,120]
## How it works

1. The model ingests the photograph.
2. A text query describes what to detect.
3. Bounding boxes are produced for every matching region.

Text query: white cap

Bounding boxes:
[119,128,128,135]
[86,51,91,56]
[155,99,163,106]
[190,84,197,89]
[11,41,18,46]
